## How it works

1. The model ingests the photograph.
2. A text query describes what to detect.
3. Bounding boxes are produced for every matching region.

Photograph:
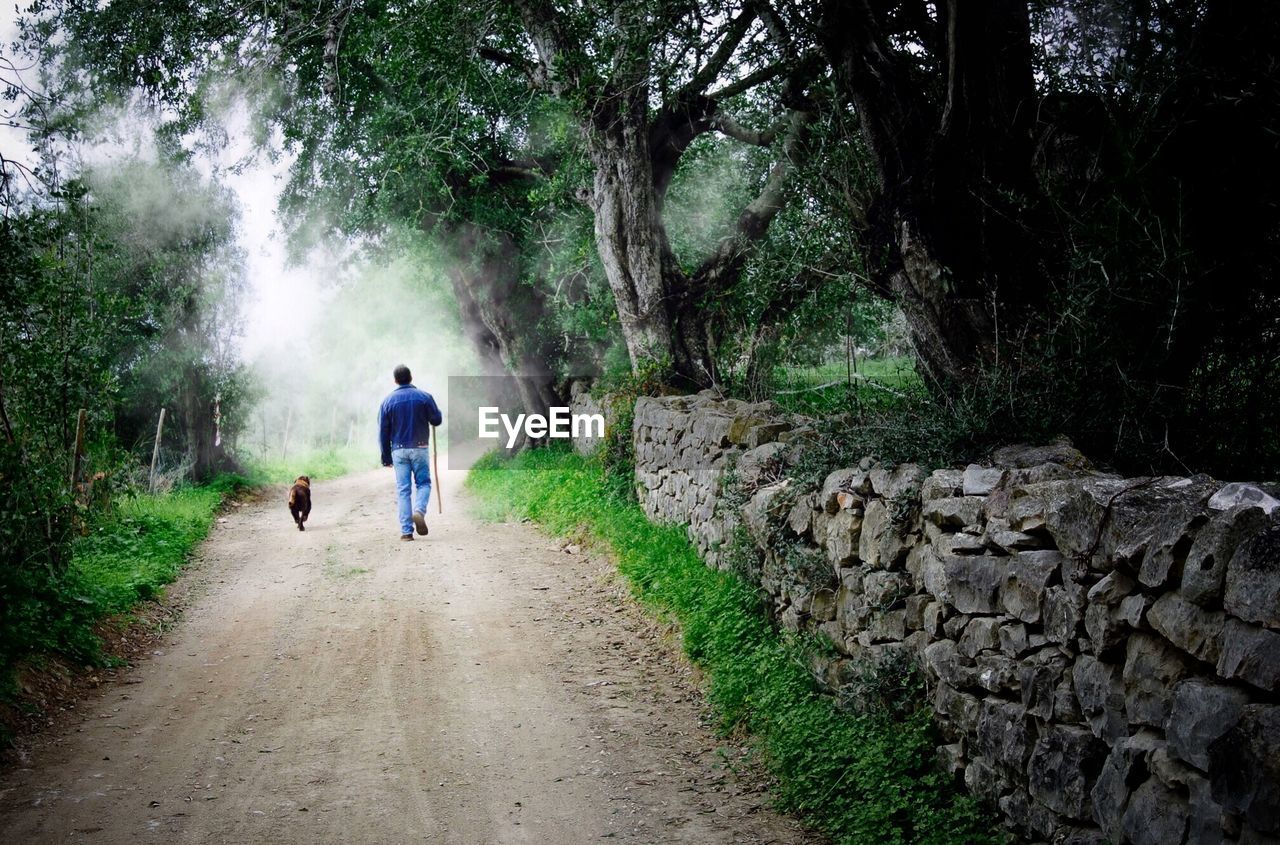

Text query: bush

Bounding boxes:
[0,471,241,703]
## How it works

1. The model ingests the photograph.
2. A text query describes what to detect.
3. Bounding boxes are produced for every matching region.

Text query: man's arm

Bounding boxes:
[427,394,443,428]
[378,401,393,466]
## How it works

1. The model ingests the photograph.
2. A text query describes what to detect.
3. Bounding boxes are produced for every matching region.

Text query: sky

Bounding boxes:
[1,5,323,364]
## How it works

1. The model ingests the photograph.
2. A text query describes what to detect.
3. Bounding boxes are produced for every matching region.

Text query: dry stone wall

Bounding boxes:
[623,390,1280,845]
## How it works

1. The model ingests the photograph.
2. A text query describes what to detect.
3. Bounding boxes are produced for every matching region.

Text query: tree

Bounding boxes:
[810,0,1280,399]
[501,0,818,385]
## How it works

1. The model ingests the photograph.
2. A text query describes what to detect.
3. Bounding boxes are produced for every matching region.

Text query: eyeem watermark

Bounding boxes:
[478,406,604,449]
[444,376,608,469]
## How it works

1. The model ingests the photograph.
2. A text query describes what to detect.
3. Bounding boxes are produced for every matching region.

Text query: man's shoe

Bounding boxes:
[412,510,429,536]
[400,533,414,541]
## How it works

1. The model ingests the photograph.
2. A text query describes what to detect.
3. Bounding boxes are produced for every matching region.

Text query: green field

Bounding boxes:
[773,356,923,415]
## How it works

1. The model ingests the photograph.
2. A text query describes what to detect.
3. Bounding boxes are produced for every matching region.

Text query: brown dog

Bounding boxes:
[288,476,312,531]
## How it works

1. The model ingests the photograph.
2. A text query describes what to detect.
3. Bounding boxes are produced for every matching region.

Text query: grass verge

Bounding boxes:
[0,474,250,734]
[466,447,999,845]
[243,445,373,485]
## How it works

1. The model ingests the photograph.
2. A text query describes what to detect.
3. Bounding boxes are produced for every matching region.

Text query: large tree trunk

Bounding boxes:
[822,0,1040,386]
[587,87,715,383]
[440,222,566,445]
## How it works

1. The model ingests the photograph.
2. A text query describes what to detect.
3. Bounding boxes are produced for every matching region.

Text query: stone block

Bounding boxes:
[1073,655,1127,742]
[1020,648,1070,720]
[1209,482,1280,514]
[742,479,792,544]
[1122,778,1191,845]
[1087,570,1136,604]
[999,622,1030,657]
[1167,678,1250,772]
[863,570,912,608]
[1043,585,1085,645]
[865,609,907,643]
[825,508,863,566]
[1091,731,1164,842]
[975,698,1037,776]
[1223,512,1280,628]
[959,616,1001,657]
[975,653,1021,695]
[992,441,1092,470]
[1216,618,1280,693]
[987,528,1045,553]
[1124,633,1194,727]
[1139,503,1211,590]
[903,594,931,631]
[1041,475,1216,570]
[963,464,1007,496]
[963,755,1005,804]
[1027,724,1106,820]
[820,468,867,513]
[1148,593,1225,664]
[1181,504,1272,608]
[808,588,837,623]
[786,493,815,537]
[922,600,948,638]
[941,554,1007,614]
[871,462,926,499]
[936,742,965,777]
[998,787,1063,840]
[1085,601,1128,658]
[922,469,963,502]
[922,496,985,529]
[1118,593,1151,629]
[935,681,981,737]
[1053,677,1083,724]
[1208,705,1280,836]
[736,442,788,488]
[1001,550,1063,623]
[942,612,970,639]
[924,639,976,690]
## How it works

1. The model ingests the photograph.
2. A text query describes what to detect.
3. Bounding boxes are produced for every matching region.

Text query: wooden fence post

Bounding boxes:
[149,408,166,493]
[69,408,87,492]
[282,407,293,462]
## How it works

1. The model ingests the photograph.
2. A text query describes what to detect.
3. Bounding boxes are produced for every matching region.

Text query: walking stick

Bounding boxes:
[431,424,442,514]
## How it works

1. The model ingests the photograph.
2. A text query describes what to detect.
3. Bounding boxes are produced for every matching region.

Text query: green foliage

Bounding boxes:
[244,445,372,486]
[593,359,667,500]
[71,483,230,615]
[466,448,999,845]
[0,475,239,700]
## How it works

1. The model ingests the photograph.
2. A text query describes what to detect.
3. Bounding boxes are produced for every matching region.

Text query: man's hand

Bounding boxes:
[383,463,392,468]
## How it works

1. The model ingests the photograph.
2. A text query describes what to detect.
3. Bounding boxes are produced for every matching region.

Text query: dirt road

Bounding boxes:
[0,470,820,845]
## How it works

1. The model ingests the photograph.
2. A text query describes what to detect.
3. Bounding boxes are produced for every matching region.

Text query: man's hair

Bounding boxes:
[393,365,412,385]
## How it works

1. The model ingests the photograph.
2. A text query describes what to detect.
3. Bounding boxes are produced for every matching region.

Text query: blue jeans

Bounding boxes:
[391,447,432,534]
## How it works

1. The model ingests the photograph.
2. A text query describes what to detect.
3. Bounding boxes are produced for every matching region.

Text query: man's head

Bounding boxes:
[393,365,412,385]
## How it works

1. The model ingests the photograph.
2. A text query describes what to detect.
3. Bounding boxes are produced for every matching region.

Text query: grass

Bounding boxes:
[466,446,999,845]
[70,481,236,614]
[773,356,922,416]
[0,472,251,726]
[244,444,374,485]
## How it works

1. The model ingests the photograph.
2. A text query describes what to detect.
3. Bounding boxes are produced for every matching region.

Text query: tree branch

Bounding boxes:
[478,45,546,88]
[710,110,786,146]
[689,108,813,296]
[708,59,789,99]
[512,0,579,95]
[682,6,757,95]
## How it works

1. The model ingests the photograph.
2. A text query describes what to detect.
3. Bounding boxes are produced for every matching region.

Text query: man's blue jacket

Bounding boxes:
[378,384,443,465]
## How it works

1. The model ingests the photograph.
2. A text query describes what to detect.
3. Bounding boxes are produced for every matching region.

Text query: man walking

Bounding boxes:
[378,365,443,541]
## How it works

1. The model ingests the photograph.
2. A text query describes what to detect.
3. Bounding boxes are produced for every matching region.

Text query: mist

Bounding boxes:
[241,240,476,466]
